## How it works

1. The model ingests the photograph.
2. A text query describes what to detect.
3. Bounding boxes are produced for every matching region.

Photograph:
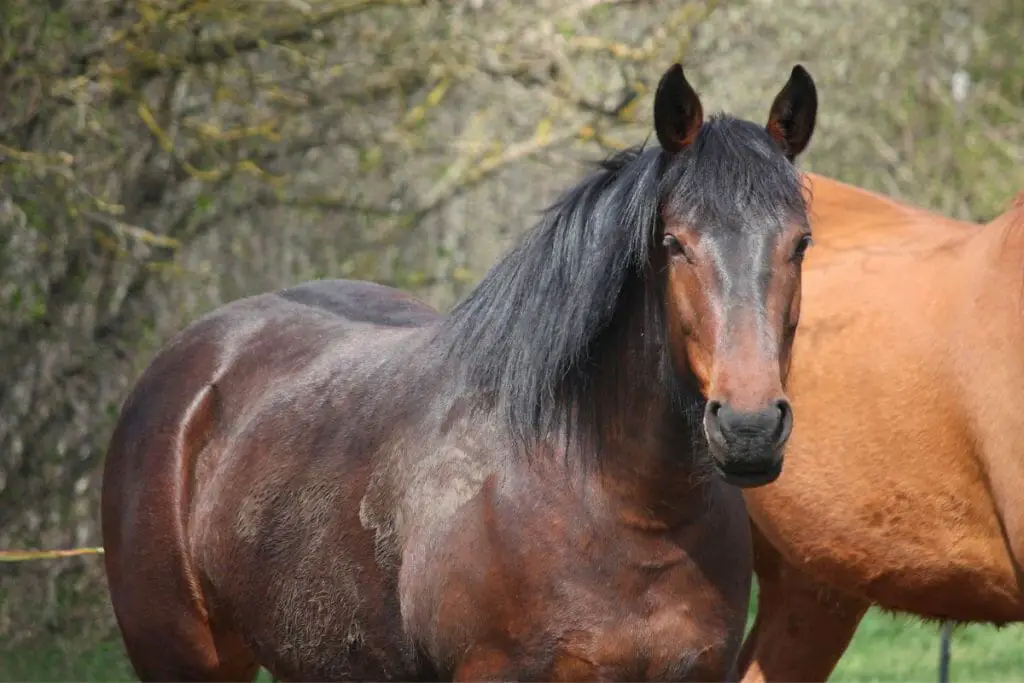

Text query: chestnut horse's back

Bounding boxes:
[801,172,975,253]
[101,280,439,681]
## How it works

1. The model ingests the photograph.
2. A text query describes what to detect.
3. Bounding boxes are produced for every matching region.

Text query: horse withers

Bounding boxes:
[738,175,1024,682]
[101,63,818,682]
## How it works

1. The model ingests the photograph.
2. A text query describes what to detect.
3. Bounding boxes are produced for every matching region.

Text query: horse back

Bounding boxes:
[276,279,441,327]
[802,173,976,256]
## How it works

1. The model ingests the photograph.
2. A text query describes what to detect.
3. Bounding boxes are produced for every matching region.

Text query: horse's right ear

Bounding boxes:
[654,63,703,156]
[766,65,818,162]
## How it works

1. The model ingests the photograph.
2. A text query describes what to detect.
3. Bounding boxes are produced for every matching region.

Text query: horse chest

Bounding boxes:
[403,481,745,681]
[427,559,737,681]
[547,591,734,681]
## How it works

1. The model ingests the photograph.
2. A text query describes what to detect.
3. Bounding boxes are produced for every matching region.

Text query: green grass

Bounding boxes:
[0,640,135,682]
[831,612,1024,682]
[0,640,274,682]
[2,606,1022,681]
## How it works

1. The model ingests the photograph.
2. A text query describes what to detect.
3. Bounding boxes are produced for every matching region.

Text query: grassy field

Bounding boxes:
[2,598,1023,682]
[829,610,1024,682]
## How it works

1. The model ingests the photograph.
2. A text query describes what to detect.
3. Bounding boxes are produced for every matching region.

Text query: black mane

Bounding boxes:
[433,115,808,462]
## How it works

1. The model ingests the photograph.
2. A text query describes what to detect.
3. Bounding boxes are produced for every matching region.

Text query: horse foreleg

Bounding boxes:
[738,525,869,683]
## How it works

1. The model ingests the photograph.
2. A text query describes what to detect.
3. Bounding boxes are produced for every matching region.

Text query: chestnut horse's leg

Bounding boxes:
[738,524,869,683]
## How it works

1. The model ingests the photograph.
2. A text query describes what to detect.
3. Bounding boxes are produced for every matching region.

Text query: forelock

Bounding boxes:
[661,115,808,234]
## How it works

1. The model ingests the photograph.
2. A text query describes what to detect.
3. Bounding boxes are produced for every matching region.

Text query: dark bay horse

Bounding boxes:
[737,173,1024,682]
[101,63,819,682]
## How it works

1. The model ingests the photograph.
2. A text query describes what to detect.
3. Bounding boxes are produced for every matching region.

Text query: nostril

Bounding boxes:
[707,399,722,417]
[703,399,726,447]
[774,398,789,419]
[773,398,793,446]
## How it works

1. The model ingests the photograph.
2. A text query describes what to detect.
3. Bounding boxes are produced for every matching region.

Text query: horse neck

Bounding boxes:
[592,413,712,531]
[577,314,713,529]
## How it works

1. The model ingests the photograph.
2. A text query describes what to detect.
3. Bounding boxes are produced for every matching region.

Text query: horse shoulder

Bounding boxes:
[358,416,503,612]
[393,471,509,670]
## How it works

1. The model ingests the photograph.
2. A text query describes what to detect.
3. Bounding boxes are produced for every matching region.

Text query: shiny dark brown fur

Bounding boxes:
[101,63,817,682]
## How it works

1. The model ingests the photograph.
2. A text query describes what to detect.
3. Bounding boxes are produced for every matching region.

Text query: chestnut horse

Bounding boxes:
[738,173,1024,682]
[101,63,819,682]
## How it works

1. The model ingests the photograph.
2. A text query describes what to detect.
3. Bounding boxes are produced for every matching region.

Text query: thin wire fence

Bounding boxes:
[0,547,104,562]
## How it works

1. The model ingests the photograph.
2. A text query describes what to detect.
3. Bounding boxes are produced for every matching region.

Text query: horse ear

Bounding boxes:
[766,65,818,162]
[654,63,703,156]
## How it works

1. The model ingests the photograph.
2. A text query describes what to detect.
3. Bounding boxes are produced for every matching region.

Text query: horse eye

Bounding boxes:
[792,234,813,260]
[662,234,684,255]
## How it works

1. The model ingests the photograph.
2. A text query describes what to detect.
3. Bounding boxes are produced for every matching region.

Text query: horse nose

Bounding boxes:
[704,398,793,452]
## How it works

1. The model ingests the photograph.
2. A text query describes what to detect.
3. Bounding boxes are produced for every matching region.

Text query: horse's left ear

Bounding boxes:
[654,63,704,156]
[766,65,818,162]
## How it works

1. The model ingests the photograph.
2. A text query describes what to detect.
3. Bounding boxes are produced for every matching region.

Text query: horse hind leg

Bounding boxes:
[106,503,261,681]
[103,384,260,682]
[738,525,869,683]
[116,610,260,683]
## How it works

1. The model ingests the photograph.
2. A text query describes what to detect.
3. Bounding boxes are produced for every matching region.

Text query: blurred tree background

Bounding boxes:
[1,0,1023,678]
